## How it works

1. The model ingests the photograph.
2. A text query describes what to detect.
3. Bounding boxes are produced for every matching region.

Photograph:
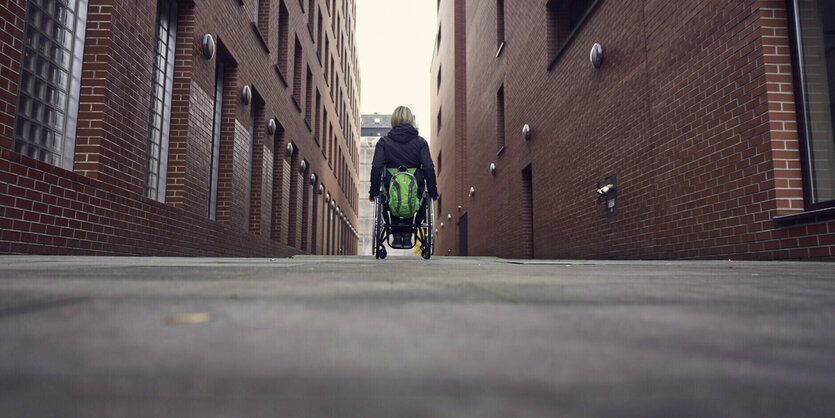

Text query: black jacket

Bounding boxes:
[369,124,438,199]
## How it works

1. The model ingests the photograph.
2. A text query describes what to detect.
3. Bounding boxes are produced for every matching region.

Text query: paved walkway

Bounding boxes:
[1,256,834,417]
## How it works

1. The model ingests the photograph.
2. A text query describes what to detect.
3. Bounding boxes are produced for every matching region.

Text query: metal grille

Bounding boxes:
[144,0,178,201]
[14,0,88,169]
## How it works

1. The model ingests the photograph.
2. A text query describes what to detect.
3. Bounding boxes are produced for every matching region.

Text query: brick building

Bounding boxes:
[431,0,835,260]
[0,0,361,256]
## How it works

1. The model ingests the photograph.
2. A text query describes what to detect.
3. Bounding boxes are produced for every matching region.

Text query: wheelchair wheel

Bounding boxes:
[426,196,435,256]
[372,197,380,258]
[373,195,386,260]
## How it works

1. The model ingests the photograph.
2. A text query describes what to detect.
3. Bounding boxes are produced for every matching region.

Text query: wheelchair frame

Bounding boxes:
[371,174,435,260]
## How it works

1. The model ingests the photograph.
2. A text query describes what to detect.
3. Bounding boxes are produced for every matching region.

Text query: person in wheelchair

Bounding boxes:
[368,106,438,249]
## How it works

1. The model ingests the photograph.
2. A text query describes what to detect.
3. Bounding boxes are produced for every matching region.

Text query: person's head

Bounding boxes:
[391,106,415,127]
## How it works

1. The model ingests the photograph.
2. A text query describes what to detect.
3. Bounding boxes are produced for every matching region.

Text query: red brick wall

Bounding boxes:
[0,0,360,256]
[433,0,835,260]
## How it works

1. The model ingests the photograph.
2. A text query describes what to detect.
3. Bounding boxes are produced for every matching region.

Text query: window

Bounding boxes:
[317,9,323,60]
[437,65,442,93]
[546,0,599,69]
[790,0,835,209]
[14,0,89,170]
[305,65,312,125]
[437,195,442,218]
[437,150,442,174]
[208,60,225,220]
[497,84,505,152]
[496,0,505,51]
[315,89,321,141]
[144,0,178,202]
[292,36,303,107]
[245,98,256,230]
[255,0,271,37]
[437,107,442,133]
[308,0,315,34]
[436,25,442,52]
[277,0,289,74]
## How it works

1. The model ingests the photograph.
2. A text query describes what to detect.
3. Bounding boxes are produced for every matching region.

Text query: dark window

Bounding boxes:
[305,65,312,124]
[437,150,442,174]
[789,0,835,209]
[315,89,321,142]
[14,0,89,169]
[144,0,178,201]
[436,25,442,52]
[437,65,442,93]
[277,1,290,74]
[546,0,599,69]
[437,107,442,133]
[209,60,225,220]
[497,84,505,152]
[308,0,315,33]
[317,9,323,60]
[497,0,505,50]
[293,36,303,106]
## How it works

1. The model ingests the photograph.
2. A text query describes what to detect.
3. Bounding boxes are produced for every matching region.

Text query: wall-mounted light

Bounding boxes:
[522,124,531,141]
[469,187,475,197]
[241,85,252,105]
[310,173,317,185]
[299,159,307,173]
[440,222,444,228]
[267,118,277,136]
[318,185,324,195]
[489,162,496,176]
[285,142,294,157]
[202,34,215,60]
[447,213,452,221]
[590,43,603,69]
[331,201,336,209]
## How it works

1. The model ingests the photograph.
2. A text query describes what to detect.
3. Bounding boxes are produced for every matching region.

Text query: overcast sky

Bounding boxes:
[356,0,436,134]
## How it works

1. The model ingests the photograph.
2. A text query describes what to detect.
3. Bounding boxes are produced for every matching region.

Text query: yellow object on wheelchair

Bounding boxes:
[413,227,428,256]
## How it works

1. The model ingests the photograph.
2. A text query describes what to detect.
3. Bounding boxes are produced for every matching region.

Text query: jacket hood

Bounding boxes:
[387,124,419,144]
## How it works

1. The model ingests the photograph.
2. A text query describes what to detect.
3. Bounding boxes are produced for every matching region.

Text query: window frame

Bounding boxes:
[785,0,835,211]
[144,0,179,202]
[546,0,601,71]
[13,0,89,170]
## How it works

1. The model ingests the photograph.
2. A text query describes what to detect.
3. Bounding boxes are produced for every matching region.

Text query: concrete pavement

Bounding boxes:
[1,255,834,417]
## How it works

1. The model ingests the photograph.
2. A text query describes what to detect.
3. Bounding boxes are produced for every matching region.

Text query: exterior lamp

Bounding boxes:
[202,34,215,59]
[590,43,603,69]
[241,85,252,105]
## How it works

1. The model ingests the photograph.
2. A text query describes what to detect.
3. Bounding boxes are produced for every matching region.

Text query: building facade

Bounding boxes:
[431,0,835,260]
[0,0,361,256]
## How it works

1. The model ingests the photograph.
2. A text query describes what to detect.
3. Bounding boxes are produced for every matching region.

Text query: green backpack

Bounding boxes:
[387,167,420,218]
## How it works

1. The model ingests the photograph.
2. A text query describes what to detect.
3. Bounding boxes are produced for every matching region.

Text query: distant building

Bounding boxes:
[431,0,835,260]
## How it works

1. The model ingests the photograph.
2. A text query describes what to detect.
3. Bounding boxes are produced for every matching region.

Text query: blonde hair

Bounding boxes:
[391,106,415,127]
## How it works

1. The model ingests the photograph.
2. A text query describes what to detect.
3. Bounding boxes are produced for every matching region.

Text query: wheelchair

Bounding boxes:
[371,170,435,260]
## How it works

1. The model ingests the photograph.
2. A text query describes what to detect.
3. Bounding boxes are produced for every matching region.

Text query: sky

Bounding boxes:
[356,0,437,134]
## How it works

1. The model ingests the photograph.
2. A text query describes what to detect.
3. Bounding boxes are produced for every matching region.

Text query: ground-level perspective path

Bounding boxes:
[1,256,834,417]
